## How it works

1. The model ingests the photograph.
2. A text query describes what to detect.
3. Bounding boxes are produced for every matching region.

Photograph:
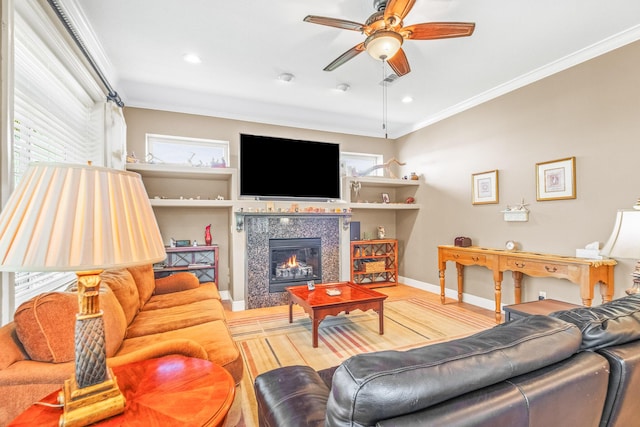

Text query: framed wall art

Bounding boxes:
[472,170,499,205]
[536,157,576,201]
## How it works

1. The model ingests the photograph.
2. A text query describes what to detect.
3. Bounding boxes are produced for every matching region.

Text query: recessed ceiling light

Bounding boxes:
[336,83,350,92]
[402,96,413,103]
[183,53,201,64]
[278,73,295,82]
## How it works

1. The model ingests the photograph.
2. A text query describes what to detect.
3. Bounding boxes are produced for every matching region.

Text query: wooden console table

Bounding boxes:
[438,245,617,322]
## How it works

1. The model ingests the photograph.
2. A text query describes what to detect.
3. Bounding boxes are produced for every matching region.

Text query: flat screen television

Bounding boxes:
[240,134,341,201]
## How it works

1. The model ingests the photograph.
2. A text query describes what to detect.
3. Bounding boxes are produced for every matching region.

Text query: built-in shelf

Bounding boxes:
[349,202,420,210]
[149,199,235,208]
[344,176,420,187]
[126,163,236,180]
[343,176,420,208]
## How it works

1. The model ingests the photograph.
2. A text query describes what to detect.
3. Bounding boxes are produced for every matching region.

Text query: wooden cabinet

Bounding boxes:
[154,245,219,284]
[350,239,398,288]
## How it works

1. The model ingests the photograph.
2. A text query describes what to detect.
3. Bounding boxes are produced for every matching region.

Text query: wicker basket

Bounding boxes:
[361,260,385,273]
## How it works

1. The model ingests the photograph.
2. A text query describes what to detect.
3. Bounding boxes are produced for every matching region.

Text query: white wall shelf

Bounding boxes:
[126,163,236,180]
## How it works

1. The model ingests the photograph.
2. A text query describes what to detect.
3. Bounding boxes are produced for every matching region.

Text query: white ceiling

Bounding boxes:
[72,0,640,139]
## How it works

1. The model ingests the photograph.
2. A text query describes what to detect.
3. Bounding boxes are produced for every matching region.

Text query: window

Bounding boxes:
[11,0,106,306]
[341,151,384,177]
[146,134,229,167]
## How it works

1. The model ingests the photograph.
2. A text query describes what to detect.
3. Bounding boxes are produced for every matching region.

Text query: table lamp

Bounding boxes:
[600,208,640,295]
[0,163,166,426]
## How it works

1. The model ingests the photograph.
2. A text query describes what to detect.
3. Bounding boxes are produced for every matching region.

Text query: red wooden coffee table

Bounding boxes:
[286,281,388,348]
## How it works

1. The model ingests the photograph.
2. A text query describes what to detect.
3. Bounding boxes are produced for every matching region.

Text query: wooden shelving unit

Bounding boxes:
[350,239,398,288]
[154,245,219,284]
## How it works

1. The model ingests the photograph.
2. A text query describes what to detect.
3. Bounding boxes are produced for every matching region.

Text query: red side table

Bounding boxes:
[9,355,235,427]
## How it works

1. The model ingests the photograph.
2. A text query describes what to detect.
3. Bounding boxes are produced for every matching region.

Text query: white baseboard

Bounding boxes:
[220,290,246,311]
[399,276,498,312]
[223,278,498,313]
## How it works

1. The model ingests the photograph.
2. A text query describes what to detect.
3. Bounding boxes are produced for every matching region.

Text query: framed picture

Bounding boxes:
[536,157,576,201]
[381,193,390,203]
[472,170,499,205]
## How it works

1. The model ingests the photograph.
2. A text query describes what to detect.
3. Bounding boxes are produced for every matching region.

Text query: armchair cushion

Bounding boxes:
[154,272,200,295]
[13,286,126,363]
[551,293,640,350]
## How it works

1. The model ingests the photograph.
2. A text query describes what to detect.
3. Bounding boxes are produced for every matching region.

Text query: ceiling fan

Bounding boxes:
[304,0,475,77]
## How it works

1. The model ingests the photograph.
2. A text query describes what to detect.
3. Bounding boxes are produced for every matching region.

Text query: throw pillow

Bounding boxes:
[154,272,200,295]
[14,285,127,363]
[127,264,156,307]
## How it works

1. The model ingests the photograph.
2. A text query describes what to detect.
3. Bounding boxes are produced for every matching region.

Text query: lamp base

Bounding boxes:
[58,368,125,427]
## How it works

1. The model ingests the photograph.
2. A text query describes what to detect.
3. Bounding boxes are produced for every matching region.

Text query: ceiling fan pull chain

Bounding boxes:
[382,60,388,139]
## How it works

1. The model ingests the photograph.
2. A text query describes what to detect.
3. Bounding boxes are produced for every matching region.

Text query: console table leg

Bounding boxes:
[494,279,502,323]
[456,263,464,302]
[439,268,446,303]
[378,303,384,335]
[512,271,523,304]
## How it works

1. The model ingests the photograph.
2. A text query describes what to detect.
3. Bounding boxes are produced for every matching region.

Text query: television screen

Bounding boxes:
[240,134,341,200]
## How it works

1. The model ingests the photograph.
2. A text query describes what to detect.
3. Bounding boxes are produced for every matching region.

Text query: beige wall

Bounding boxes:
[396,40,640,306]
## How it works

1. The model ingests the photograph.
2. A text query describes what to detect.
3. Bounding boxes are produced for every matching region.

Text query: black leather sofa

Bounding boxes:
[254,293,640,427]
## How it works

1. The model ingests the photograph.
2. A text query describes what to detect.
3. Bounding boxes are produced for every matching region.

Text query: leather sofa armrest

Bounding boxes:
[255,365,329,427]
[108,339,208,367]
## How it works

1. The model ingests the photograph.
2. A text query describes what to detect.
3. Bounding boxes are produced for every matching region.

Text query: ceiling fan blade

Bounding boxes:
[402,22,475,40]
[387,48,411,76]
[384,0,416,27]
[304,15,364,32]
[323,43,366,71]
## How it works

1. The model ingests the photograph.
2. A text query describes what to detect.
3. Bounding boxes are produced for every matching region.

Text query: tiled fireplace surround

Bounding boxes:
[244,215,343,309]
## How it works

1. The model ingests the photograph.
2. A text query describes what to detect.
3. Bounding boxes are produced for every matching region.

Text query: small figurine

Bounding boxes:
[205,224,212,246]
[377,226,385,239]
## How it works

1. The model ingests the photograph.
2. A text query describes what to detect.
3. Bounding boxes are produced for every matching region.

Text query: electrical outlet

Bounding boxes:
[538,291,547,300]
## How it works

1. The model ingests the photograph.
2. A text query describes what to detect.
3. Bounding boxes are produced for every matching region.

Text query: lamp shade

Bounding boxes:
[365,31,403,60]
[600,209,640,259]
[0,162,166,271]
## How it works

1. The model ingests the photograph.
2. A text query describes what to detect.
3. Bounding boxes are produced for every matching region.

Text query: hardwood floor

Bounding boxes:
[222,283,496,321]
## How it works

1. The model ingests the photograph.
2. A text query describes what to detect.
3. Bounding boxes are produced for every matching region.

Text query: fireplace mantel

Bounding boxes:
[235,211,351,232]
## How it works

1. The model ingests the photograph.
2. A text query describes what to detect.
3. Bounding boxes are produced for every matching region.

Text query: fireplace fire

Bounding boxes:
[269,238,321,293]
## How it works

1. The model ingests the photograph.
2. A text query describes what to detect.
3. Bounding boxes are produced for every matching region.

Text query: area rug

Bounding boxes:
[226,297,496,426]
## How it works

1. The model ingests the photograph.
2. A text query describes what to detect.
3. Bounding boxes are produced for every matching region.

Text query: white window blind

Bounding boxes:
[12,0,105,305]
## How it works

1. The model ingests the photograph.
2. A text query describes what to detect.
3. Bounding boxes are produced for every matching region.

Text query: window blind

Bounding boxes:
[12,0,105,305]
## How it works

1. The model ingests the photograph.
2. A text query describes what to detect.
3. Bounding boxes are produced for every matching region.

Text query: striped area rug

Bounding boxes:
[229,297,496,382]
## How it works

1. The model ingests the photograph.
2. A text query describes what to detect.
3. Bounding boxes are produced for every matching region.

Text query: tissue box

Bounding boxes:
[576,249,603,259]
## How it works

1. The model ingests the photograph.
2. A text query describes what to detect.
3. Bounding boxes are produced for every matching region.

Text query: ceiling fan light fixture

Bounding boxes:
[365,31,403,61]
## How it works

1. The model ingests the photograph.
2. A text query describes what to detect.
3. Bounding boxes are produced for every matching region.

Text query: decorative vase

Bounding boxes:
[204,224,212,246]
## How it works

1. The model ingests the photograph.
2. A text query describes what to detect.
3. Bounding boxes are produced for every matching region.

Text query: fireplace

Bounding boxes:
[245,215,340,309]
[269,238,322,293]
